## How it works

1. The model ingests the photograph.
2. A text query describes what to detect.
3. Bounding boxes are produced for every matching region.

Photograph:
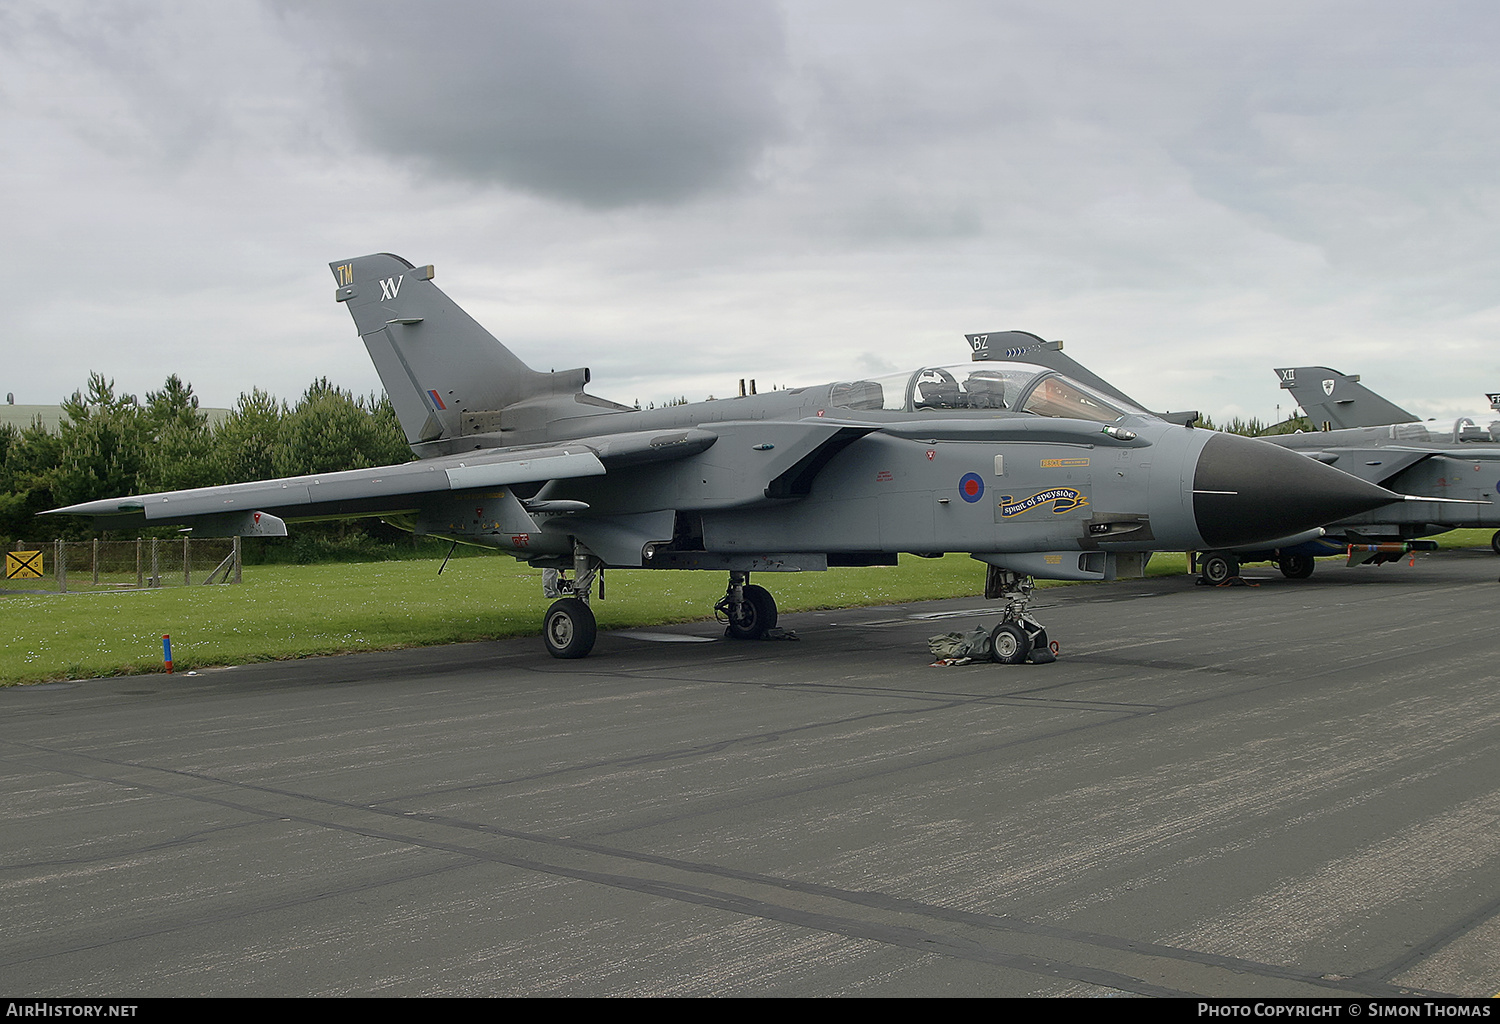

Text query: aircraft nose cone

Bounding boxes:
[1193,432,1398,549]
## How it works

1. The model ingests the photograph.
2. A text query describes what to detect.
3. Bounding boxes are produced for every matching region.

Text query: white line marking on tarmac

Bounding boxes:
[611,631,719,643]
[907,608,995,620]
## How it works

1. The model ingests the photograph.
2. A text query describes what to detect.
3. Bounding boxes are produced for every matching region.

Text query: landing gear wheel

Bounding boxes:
[1201,553,1238,585]
[543,598,597,659]
[725,584,777,640]
[990,623,1031,665]
[1278,553,1315,579]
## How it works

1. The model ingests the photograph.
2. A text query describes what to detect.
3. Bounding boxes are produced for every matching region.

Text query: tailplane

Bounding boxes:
[1275,366,1419,431]
[331,254,624,453]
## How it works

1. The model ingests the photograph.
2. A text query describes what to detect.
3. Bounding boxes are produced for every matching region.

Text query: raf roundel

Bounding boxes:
[958,472,985,503]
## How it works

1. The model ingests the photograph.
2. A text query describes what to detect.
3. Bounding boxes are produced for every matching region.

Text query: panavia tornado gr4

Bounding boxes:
[1182,366,1500,582]
[51,254,1401,661]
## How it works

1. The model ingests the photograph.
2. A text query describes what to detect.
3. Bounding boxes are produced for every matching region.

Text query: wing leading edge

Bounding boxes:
[47,446,607,531]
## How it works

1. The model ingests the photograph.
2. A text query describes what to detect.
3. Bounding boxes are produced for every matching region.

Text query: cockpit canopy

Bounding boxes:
[1388,418,1500,443]
[830,362,1145,424]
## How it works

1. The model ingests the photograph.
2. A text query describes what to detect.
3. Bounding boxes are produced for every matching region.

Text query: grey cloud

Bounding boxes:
[1155,5,1500,261]
[0,2,318,166]
[285,0,789,208]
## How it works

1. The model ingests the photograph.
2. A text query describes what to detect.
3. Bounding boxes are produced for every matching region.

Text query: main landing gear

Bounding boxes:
[984,568,1056,665]
[542,546,601,659]
[715,571,778,640]
[1199,552,1240,586]
[1196,550,1315,584]
[1277,553,1315,579]
[541,555,785,658]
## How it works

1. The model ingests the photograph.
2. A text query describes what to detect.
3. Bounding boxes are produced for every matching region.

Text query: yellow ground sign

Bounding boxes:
[6,551,44,580]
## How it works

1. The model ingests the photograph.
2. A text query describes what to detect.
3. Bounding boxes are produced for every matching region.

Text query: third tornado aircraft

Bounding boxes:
[1184,365,1500,582]
[52,255,1404,661]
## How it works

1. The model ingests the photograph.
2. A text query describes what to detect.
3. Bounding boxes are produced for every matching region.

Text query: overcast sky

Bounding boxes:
[3,0,1497,424]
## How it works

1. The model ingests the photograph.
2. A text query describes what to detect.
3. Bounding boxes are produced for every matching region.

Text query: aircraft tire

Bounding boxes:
[1200,553,1238,585]
[543,598,597,659]
[725,585,777,640]
[1278,554,1316,579]
[990,623,1031,665]
[1491,530,1500,556]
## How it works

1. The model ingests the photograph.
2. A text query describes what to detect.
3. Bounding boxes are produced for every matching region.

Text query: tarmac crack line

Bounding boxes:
[1361,890,1500,985]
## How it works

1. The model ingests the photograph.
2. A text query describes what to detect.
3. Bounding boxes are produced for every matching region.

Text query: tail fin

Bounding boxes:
[967,331,1150,410]
[1275,366,1419,431]
[330,254,612,452]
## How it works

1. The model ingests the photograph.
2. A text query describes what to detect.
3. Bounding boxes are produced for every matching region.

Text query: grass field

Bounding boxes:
[3,530,1492,686]
[1,553,993,684]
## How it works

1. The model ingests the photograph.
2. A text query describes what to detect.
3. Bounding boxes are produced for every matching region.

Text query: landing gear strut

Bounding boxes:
[984,568,1056,665]
[542,545,601,659]
[715,572,778,640]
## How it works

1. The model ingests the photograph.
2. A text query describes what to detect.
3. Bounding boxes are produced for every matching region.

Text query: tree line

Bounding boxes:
[1195,412,1314,435]
[0,373,412,553]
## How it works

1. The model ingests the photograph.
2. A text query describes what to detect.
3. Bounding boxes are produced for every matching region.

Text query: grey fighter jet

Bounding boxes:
[50,255,1401,661]
[1195,366,1500,581]
[1200,365,1500,575]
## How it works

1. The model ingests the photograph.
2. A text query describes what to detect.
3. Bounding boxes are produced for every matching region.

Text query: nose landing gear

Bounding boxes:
[985,568,1057,665]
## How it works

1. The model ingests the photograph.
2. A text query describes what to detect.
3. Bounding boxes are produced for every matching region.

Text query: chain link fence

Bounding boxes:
[3,537,241,594]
